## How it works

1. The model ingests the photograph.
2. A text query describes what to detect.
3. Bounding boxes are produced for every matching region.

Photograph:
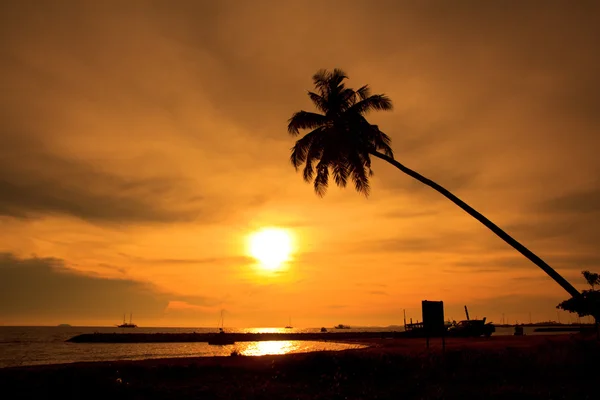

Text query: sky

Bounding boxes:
[1,0,599,327]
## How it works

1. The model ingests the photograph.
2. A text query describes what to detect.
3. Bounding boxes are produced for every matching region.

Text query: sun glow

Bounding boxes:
[248,228,293,270]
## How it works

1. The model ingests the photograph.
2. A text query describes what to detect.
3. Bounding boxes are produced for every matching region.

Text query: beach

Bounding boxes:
[1,334,597,399]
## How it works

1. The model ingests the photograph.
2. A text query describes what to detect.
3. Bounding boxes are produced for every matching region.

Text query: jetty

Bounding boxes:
[67,331,405,343]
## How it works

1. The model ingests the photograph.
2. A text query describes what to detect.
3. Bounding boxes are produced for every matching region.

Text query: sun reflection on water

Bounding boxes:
[241,327,291,334]
[239,340,297,356]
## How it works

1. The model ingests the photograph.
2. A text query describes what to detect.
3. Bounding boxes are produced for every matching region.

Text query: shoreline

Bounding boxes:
[1,334,596,399]
[2,333,583,371]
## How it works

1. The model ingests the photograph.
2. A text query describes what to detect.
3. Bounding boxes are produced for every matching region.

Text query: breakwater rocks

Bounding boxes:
[67,331,404,343]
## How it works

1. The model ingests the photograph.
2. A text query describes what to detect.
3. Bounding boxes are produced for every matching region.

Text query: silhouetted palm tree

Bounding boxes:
[288,68,579,298]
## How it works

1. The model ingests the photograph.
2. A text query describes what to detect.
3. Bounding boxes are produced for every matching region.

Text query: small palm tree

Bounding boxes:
[288,68,579,298]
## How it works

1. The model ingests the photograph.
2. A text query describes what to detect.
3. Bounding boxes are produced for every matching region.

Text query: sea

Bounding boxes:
[0,325,568,369]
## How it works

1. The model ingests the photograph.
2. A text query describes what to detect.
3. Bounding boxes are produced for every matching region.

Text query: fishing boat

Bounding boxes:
[117,313,137,328]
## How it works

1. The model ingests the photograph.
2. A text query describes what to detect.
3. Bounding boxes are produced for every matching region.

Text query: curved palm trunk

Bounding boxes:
[370,150,580,298]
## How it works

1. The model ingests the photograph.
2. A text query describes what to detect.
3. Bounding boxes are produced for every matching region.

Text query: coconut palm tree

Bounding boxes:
[287,68,579,298]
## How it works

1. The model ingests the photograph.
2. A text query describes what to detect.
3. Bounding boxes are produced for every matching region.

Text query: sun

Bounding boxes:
[248,228,293,270]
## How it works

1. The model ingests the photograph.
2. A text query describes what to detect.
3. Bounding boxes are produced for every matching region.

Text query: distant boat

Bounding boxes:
[117,313,137,328]
[285,316,293,329]
[209,310,235,345]
[334,324,351,329]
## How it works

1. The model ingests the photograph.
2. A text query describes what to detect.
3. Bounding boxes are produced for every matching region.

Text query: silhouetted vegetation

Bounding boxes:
[1,336,597,399]
[557,271,600,323]
[287,69,580,298]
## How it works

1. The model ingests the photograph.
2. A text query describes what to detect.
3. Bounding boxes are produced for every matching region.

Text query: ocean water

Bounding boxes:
[0,325,568,368]
[0,326,372,368]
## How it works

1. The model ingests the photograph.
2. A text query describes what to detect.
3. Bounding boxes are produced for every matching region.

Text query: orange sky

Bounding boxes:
[1,1,599,327]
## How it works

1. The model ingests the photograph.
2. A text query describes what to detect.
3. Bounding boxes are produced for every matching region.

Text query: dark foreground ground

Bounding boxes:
[1,334,598,400]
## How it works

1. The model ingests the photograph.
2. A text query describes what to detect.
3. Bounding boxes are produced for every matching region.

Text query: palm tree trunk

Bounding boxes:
[369,150,580,298]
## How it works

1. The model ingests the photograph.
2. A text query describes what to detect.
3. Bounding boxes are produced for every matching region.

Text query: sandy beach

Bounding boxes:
[1,334,597,399]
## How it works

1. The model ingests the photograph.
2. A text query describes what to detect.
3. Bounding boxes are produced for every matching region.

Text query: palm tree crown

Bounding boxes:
[288,68,394,196]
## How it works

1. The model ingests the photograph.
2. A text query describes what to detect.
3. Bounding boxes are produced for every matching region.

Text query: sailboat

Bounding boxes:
[117,313,137,328]
[285,316,293,329]
[208,310,235,345]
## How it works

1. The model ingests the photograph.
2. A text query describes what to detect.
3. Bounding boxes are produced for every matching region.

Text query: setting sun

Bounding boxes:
[248,228,293,270]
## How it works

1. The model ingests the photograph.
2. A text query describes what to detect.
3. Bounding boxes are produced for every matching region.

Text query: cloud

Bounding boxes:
[539,187,600,215]
[0,149,202,224]
[368,290,388,296]
[355,232,507,256]
[118,253,253,266]
[165,301,217,314]
[0,253,218,322]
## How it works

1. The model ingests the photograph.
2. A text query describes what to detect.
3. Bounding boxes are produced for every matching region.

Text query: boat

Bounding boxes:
[285,316,293,329]
[447,306,495,337]
[447,318,495,337]
[208,310,235,345]
[334,324,351,329]
[207,331,236,345]
[117,313,137,328]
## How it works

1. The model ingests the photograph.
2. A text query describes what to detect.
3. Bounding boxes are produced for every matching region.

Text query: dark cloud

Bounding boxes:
[443,266,502,274]
[0,150,202,223]
[505,211,600,252]
[0,253,217,320]
[539,187,600,215]
[356,231,507,255]
[118,253,253,266]
[449,252,600,272]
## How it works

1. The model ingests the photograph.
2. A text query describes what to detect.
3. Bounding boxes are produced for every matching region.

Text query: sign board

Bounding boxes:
[422,300,445,335]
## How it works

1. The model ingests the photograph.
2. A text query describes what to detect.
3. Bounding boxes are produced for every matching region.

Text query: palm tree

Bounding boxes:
[287,68,579,298]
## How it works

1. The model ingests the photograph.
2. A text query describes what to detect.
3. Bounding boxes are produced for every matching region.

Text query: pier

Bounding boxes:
[67,331,406,343]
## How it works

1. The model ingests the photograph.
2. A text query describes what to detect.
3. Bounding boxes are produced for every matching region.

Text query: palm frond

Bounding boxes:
[348,153,371,196]
[330,68,348,88]
[339,88,357,111]
[369,125,394,158]
[312,69,332,92]
[288,111,328,136]
[302,135,324,180]
[290,145,308,170]
[332,160,349,188]
[356,85,371,101]
[349,94,393,115]
[314,162,330,197]
[303,159,315,182]
[290,135,312,169]
[307,91,327,113]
